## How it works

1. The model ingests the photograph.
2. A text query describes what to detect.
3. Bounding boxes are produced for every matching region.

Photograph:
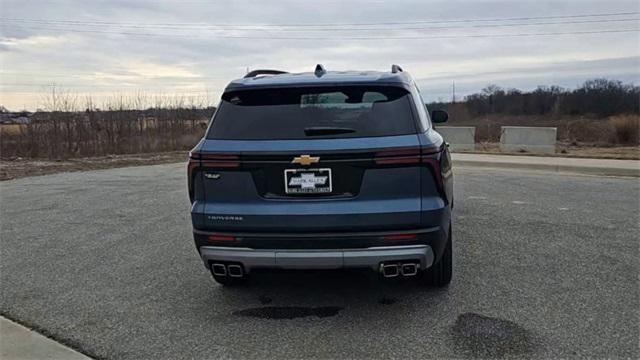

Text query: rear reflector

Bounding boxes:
[383,233,418,241]
[207,234,235,242]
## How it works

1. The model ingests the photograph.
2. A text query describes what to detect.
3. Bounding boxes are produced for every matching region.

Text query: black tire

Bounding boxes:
[418,224,452,287]
[211,271,248,286]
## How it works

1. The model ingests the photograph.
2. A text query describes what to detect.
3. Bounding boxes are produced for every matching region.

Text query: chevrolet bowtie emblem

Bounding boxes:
[292,155,320,166]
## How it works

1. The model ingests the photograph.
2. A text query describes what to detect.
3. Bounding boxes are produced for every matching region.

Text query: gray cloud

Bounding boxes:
[1,0,639,109]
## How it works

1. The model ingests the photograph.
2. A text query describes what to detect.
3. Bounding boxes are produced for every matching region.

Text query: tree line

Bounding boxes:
[0,91,220,160]
[429,78,639,117]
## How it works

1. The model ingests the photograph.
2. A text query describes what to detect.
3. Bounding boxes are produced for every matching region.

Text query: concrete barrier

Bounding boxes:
[435,126,475,152]
[500,126,557,154]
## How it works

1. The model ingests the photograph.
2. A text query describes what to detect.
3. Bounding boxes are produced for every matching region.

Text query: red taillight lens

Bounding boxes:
[383,233,418,241]
[374,147,420,165]
[373,145,445,193]
[187,152,200,201]
[188,152,239,202]
[207,234,235,242]
[200,153,239,168]
[374,146,441,165]
[421,148,444,192]
[188,153,200,173]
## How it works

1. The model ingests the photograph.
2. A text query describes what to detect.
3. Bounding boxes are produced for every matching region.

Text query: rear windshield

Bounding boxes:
[207,86,417,140]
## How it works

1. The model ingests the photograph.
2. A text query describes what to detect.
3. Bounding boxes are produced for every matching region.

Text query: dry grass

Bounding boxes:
[0,124,25,135]
[609,115,640,145]
[447,113,640,146]
[0,112,209,160]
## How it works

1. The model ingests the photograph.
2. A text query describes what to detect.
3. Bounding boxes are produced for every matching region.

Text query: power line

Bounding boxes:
[6,24,639,40]
[0,82,218,88]
[5,58,638,86]
[2,11,637,27]
[2,88,219,95]
[0,73,232,80]
[3,17,638,32]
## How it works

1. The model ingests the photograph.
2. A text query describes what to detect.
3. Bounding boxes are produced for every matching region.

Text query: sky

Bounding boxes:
[0,0,639,111]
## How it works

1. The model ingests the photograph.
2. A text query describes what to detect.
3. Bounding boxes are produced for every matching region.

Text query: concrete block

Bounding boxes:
[435,126,476,152]
[500,126,557,154]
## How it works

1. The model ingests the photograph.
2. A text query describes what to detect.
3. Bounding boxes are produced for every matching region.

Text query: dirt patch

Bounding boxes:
[450,312,536,358]
[0,151,187,181]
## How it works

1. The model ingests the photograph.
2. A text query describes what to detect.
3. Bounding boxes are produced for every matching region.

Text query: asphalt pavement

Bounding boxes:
[1,163,638,359]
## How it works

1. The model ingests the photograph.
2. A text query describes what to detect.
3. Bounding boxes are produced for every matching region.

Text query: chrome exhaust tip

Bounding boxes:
[211,263,227,276]
[227,264,244,278]
[400,263,418,277]
[381,263,400,278]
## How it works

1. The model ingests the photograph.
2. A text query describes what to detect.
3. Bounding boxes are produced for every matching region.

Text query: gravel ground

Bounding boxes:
[1,164,638,359]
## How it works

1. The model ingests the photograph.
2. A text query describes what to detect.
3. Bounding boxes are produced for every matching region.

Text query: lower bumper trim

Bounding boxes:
[199,245,434,273]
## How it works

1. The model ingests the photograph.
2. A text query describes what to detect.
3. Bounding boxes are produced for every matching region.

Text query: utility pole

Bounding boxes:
[452,81,456,103]
[51,84,57,111]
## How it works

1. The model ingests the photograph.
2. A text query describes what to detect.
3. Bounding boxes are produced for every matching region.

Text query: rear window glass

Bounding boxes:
[207,86,417,140]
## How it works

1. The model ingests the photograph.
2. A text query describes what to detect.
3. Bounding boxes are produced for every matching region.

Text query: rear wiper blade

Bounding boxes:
[304,127,356,136]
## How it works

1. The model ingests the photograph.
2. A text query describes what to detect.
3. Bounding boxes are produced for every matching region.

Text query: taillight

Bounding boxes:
[374,147,420,165]
[373,145,445,193]
[187,151,200,201]
[188,151,239,201]
[207,234,235,242]
[421,146,444,192]
[373,145,441,165]
[200,153,239,168]
[188,152,200,175]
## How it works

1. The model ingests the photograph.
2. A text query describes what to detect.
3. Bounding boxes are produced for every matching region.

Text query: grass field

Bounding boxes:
[0,124,25,135]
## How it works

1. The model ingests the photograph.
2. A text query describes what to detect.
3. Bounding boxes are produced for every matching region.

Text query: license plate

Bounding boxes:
[284,168,332,194]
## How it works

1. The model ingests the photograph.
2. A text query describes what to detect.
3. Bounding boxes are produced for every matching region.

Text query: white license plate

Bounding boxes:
[284,168,332,194]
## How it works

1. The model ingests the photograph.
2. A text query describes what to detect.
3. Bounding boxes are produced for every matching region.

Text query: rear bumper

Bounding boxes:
[199,244,434,273]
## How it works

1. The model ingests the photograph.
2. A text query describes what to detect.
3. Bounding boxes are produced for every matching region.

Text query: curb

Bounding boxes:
[0,316,92,360]
[454,159,640,177]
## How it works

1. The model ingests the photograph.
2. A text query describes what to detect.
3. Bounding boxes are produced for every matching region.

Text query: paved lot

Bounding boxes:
[1,164,638,359]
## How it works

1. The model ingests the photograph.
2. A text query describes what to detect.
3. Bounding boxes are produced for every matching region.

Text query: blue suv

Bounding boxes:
[188,64,453,286]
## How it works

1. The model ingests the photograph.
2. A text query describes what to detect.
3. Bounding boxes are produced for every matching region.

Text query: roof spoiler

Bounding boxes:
[244,69,288,78]
[391,64,403,73]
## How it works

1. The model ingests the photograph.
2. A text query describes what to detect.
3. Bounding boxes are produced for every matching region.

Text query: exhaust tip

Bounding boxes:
[381,264,400,278]
[227,264,244,278]
[400,263,418,276]
[211,263,227,276]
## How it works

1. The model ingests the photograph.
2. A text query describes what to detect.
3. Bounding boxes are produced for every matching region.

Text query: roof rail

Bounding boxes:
[391,64,403,73]
[244,69,288,78]
[314,64,326,77]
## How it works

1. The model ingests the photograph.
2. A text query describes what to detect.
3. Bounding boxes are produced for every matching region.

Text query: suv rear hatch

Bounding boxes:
[189,85,443,232]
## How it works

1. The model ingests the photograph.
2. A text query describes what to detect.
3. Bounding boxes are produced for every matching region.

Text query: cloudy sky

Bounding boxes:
[1,0,639,110]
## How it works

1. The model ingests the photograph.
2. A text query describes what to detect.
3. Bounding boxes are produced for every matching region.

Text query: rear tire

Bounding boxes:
[418,224,452,287]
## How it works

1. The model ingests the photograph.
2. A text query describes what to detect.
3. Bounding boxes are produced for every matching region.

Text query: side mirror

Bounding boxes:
[431,109,448,123]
